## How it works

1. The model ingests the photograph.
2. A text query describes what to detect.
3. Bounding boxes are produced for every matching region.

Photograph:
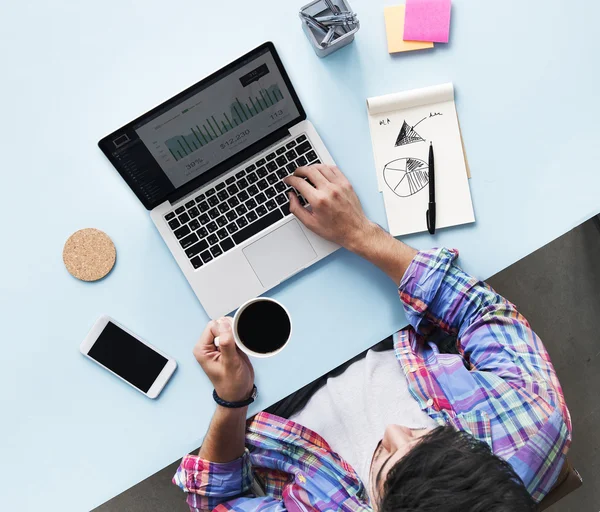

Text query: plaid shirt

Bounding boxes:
[174,248,571,511]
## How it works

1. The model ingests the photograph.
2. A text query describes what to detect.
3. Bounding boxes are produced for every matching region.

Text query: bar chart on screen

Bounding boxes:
[134,50,299,188]
[165,84,284,162]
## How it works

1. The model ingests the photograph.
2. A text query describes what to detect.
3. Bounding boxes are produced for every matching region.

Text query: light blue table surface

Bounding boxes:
[1,0,599,509]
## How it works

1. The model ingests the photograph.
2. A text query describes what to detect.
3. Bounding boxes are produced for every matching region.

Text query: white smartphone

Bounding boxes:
[80,315,177,399]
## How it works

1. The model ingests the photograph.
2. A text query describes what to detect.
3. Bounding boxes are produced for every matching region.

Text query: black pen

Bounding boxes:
[426,142,436,235]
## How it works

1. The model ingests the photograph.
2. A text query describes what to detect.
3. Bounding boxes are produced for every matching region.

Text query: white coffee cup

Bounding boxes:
[214,297,292,358]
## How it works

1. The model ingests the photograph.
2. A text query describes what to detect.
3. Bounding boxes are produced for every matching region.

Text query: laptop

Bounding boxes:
[99,42,339,319]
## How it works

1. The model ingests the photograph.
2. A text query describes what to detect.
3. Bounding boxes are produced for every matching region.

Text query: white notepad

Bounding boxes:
[367,83,475,236]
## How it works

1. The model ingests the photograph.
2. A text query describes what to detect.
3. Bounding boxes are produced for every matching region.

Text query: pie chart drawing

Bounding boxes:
[383,158,429,198]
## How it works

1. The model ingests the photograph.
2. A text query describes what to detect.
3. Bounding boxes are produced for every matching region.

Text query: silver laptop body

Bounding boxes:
[100,42,338,319]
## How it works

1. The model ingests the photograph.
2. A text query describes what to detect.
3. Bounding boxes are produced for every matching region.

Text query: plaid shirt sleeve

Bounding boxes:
[399,247,570,426]
[172,450,253,511]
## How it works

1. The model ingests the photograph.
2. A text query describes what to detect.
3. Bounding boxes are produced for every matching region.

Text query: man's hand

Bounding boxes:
[285,164,418,284]
[284,164,377,252]
[193,318,254,403]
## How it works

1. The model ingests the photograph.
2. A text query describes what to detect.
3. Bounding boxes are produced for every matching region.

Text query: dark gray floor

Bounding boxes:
[95,219,600,512]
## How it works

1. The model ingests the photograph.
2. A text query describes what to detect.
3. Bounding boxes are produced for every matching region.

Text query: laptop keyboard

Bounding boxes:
[164,134,320,269]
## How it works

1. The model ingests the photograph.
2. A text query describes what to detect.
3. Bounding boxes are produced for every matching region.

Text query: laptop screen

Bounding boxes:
[99,43,304,210]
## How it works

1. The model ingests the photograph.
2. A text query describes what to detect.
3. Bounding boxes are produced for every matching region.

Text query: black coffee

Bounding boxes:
[237,301,291,354]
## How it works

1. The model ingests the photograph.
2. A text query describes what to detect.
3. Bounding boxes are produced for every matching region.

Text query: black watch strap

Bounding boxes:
[213,385,257,408]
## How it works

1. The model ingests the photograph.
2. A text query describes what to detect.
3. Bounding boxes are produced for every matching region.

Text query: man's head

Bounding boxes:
[370,425,536,512]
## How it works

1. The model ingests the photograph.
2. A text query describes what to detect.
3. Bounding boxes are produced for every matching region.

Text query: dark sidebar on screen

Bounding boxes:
[104,128,176,207]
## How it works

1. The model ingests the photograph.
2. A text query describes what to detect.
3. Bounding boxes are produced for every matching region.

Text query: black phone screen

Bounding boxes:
[88,322,168,393]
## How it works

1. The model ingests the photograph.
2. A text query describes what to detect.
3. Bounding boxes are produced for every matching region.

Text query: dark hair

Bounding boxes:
[379,426,536,512]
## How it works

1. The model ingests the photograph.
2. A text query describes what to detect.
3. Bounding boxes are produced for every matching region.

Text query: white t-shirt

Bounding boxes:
[290,349,437,486]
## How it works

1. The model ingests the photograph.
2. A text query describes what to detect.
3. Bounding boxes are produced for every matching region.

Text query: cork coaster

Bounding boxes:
[63,228,116,282]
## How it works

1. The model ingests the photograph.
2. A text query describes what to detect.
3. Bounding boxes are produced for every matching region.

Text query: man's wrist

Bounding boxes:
[215,384,255,404]
[346,221,387,256]
[345,221,419,284]
[216,403,248,415]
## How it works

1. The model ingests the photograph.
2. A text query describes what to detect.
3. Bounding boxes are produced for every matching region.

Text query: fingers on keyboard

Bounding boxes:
[167,134,316,268]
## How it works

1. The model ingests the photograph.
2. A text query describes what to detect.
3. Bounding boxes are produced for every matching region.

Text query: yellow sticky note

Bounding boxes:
[384,5,435,54]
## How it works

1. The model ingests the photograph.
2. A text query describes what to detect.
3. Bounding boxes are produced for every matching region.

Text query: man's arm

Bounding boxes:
[173,319,256,511]
[398,248,564,387]
[198,405,248,462]
[285,165,569,412]
[348,224,418,285]
[284,165,417,284]
[194,318,253,462]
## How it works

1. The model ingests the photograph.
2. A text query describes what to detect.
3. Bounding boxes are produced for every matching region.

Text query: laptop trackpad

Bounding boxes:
[243,220,317,288]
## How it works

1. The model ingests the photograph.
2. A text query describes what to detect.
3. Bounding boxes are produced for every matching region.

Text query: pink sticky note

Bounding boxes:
[404,0,452,44]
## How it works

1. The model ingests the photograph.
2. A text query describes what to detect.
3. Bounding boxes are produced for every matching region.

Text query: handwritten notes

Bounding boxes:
[384,5,434,54]
[404,0,452,44]
[366,84,474,236]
